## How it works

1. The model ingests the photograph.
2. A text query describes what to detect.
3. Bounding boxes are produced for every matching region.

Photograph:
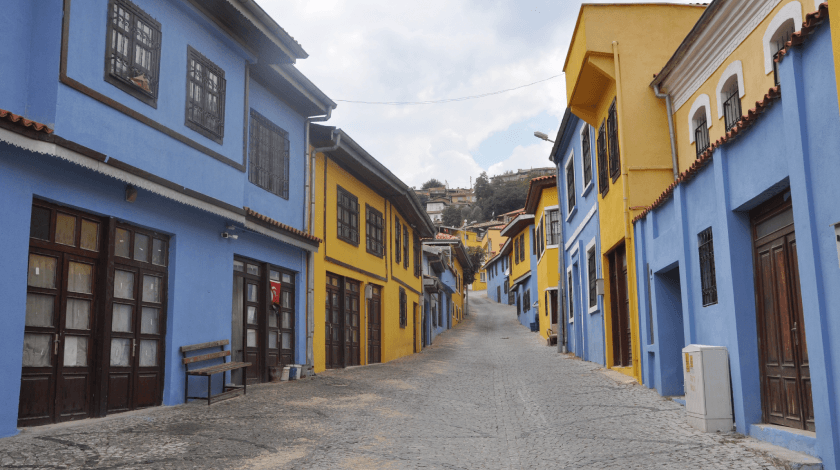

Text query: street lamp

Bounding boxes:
[534,131,554,143]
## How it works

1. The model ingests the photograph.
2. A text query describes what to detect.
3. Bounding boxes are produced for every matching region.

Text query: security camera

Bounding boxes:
[221,232,238,239]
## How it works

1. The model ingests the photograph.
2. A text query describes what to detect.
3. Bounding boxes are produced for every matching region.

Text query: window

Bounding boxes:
[519,234,525,263]
[565,154,576,214]
[336,186,359,244]
[399,288,407,328]
[568,271,574,322]
[716,61,744,132]
[403,226,409,269]
[524,289,531,312]
[514,237,519,265]
[366,205,384,257]
[105,0,161,107]
[722,80,741,132]
[698,227,718,306]
[413,235,421,277]
[763,2,801,85]
[480,272,486,283]
[688,95,712,160]
[597,122,609,196]
[581,125,593,189]
[587,246,597,309]
[607,100,620,182]
[248,110,290,198]
[546,209,560,246]
[395,218,402,263]
[185,46,226,142]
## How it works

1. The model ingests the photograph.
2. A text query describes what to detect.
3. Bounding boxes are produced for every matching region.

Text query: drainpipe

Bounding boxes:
[653,83,679,181]
[556,175,568,354]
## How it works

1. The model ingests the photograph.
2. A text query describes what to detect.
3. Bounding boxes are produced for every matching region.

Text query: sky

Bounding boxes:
[261,0,693,189]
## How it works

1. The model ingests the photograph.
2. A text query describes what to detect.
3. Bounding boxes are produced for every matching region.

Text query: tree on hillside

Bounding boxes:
[473,175,529,220]
[464,246,485,284]
[421,178,444,189]
[441,205,463,227]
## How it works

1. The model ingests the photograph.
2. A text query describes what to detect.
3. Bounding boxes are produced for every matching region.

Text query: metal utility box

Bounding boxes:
[682,345,734,433]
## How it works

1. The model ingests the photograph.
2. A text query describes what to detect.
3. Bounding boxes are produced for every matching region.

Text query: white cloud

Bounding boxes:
[487,143,553,176]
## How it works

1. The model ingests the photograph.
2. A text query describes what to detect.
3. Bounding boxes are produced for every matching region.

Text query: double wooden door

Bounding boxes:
[324,274,361,369]
[368,285,382,364]
[752,196,814,431]
[609,244,632,368]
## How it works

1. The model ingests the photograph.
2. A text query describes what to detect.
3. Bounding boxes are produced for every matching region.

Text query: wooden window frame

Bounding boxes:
[104,0,161,107]
[413,235,421,278]
[365,205,384,257]
[565,154,576,214]
[403,226,409,269]
[185,46,226,143]
[399,288,407,328]
[336,186,360,245]
[248,110,289,199]
[581,124,593,189]
[394,218,402,264]
[698,227,718,306]
[587,246,597,309]
[597,122,609,196]
[607,99,620,183]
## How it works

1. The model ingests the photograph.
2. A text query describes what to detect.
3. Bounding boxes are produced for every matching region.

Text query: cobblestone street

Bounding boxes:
[0,291,784,469]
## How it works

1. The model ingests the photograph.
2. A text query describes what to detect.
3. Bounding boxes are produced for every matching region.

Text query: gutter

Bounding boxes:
[653,84,679,181]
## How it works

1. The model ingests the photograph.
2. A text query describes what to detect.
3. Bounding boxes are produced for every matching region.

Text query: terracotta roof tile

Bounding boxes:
[0,109,53,134]
[435,233,458,240]
[524,174,557,213]
[243,207,322,244]
[775,3,828,64]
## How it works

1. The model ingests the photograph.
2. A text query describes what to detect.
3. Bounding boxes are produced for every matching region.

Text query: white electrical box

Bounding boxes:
[682,344,733,433]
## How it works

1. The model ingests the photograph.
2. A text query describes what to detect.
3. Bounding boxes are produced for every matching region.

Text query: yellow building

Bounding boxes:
[564,3,705,381]
[310,125,435,372]
[524,176,561,341]
[469,224,506,291]
[500,212,535,320]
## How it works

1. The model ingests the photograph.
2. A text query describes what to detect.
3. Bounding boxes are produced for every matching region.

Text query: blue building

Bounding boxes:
[0,0,334,436]
[483,239,510,305]
[634,6,840,465]
[421,238,471,345]
[550,110,605,365]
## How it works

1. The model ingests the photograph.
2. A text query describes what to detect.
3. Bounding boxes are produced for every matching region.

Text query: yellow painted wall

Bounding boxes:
[672,0,819,173]
[451,256,465,326]
[534,187,560,340]
[312,151,423,373]
[509,225,532,283]
[564,4,704,382]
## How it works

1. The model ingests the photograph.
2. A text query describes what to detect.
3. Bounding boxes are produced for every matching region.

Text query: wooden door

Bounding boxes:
[233,261,263,385]
[753,198,814,431]
[609,245,632,367]
[344,280,361,367]
[273,270,295,368]
[368,285,381,364]
[325,274,343,369]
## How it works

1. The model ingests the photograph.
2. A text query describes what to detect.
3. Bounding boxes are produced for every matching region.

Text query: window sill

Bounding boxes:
[185,119,224,145]
[365,248,384,258]
[104,74,158,109]
[588,305,599,315]
[337,236,360,247]
[565,206,578,222]
[581,181,594,198]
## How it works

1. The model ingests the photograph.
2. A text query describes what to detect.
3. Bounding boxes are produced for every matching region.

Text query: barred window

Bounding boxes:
[546,209,561,246]
[395,218,402,263]
[607,100,620,182]
[366,205,384,257]
[581,125,593,188]
[588,246,597,308]
[597,122,609,196]
[403,226,409,269]
[414,235,422,277]
[248,110,289,198]
[698,227,718,306]
[337,187,359,244]
[399,288,407,328]
[105,0,161,107]
[185,47,226,142]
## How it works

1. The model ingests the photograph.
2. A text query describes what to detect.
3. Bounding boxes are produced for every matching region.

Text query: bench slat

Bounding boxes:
[180,340,229,352]
[182,350,230,365]
[187,361,251,376]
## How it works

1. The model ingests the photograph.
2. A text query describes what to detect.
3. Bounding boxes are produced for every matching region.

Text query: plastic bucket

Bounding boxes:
[281,366,290,381]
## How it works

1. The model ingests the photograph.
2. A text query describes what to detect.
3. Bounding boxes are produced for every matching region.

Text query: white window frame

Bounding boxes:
[763,1,803,75]
[687,94,712,144]
[545,206,560,249]
[586,236,599,314]
[715,60,745,119]
[480,271,486,283]
[564,150,577,221]
[579,123,594,196]
[544,286,558,322]
[567,266,574,324]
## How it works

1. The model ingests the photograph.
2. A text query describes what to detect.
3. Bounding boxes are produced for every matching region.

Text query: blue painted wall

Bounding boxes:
[485,255,508,304]
[633,24,840,467]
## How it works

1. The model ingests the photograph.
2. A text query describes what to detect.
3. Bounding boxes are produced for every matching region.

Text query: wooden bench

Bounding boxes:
[181,340,251,405]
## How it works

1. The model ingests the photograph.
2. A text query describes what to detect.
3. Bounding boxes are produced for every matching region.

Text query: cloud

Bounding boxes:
[487,143,553,176]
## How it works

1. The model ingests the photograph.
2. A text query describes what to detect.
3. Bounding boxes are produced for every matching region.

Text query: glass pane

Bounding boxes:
[268,332,277,349]
[270,270,280,281]
[268,311,277,328]
[247,306,257,324]
[352,314,358,328]
[281,332,291,349]
[115,228,130,258]
[233,260,244,272]
[152,239,166,266]
[142,275,161,303]
[55,213,76,246]
[66,298,90,330]
[22,334,51,367]
[139,340,157,367]
[110,338,131,366]
[28,254,57,289]
[247,329,257,347]
[247,264,260,276]
[282,291,291,309]
[67,262,92,294]
[114,270,134,299]
[282,311,292,329]
[141,307,159,334]
[80,220,99,252]
[30,206,51,241]
[112,304,133,332]
[63,336,88,367]
[134,233,149,262]
[247,284,258,302]
[25,294,54,327]
[756,208,794,239]
[282,273,292,283]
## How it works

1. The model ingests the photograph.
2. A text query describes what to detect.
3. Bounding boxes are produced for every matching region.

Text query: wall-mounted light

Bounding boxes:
[125,185,138,203]
[221,232,238,240]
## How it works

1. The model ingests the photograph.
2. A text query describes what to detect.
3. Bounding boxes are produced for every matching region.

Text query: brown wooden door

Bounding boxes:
[609,244,632,367]
[753,199,814,431]
[272,270,295,368]
[413,302,418,353]
[243,278,261,384]
[368,285,382,364]
[550,290,559,324]
[344,280,360,367]
[325,274,343,369]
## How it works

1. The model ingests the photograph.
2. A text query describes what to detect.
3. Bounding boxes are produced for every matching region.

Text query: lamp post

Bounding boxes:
[534,131,554,143]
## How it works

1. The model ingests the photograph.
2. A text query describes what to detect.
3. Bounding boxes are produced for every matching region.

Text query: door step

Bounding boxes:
[740,434,822,469]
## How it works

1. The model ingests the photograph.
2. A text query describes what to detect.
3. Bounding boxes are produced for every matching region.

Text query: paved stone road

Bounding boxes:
[0,291,783,469]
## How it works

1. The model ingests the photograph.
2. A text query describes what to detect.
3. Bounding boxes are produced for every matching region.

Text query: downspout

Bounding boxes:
[653,83,679,181]
[557,174,568,354]
[613,41,630,242]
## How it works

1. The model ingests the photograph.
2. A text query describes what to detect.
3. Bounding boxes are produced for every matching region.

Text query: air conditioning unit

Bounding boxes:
[682,345,734,433]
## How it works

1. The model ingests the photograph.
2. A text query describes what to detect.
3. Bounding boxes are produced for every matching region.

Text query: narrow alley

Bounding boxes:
[0,291,783,469]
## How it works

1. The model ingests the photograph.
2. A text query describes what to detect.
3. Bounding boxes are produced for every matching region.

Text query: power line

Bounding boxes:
[334,73,564,105]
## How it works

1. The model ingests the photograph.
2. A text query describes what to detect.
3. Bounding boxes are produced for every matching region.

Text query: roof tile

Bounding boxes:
[243,207,322,244]
[0,108,53,134]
